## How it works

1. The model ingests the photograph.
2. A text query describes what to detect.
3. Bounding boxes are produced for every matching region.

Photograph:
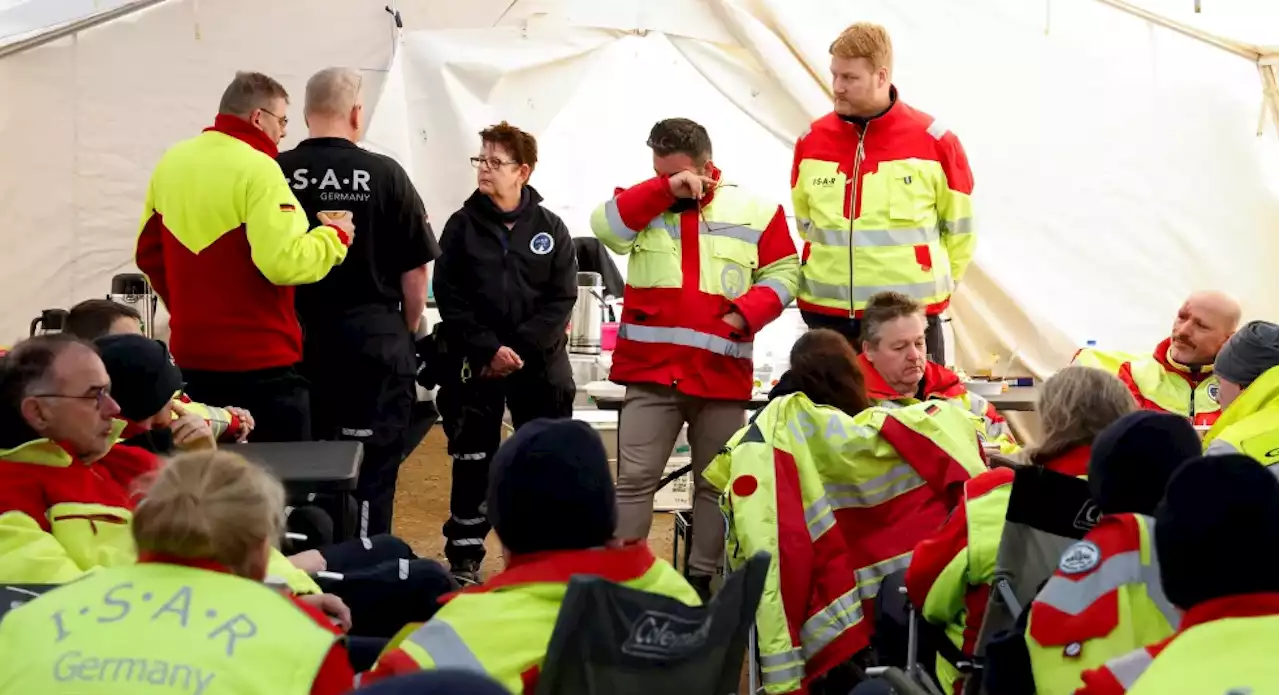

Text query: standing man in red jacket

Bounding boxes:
[589,118,799,597]
[135,72,356,442]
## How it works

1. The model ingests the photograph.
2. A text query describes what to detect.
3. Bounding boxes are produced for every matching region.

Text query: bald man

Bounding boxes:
[278,67,441,538]
[1074,291,1242,426]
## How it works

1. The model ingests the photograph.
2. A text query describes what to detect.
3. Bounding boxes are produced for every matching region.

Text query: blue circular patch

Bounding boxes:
[530,232,554,255]
[1207,382,1220,403]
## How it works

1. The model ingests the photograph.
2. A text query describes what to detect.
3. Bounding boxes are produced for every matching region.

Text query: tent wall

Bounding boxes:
[0,0,395,342]
[377,0,1278,376]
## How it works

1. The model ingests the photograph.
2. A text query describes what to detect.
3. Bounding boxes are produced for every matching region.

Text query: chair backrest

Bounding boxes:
[0,584,58,622]
[972,466,1097,657]
[535,551,770,695]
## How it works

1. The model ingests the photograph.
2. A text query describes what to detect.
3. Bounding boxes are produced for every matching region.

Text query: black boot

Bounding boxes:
[688,573,714,602]
[449,558,482,586]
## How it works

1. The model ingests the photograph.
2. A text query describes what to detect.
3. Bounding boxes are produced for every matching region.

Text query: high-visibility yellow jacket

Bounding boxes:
[1077,593,1278,694]
[704,394,986,693]
[1073,338,1221,426]
[904,445,1090,694]
[590,164,799,401]
[790,89,975,318]
[1024,514,1179,695]
[1203,365,1278,468]
[0,559,339,695]
[367,543,698,693]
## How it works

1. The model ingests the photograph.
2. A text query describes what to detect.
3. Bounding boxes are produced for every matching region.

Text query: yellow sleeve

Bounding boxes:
[266,548,322,595]
[589,198,639,255]
[245,160,350,286]
[0,511,89,584]
[935,131,975,283]
[790,138,812,243]
[174,399,233,440]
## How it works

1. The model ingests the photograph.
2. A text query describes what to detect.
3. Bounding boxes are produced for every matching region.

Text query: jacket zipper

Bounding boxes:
[847,124,868,319]
[52,513,128,536]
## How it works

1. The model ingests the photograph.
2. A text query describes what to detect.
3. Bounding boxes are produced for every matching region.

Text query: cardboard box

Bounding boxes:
[654,456,693,511]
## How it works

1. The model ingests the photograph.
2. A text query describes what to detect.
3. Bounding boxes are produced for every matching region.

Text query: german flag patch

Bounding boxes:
[924,403,940,415]
[279,203,296,212]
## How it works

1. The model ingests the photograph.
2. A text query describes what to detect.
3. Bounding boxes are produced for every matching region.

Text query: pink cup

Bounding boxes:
[601,322,619,351]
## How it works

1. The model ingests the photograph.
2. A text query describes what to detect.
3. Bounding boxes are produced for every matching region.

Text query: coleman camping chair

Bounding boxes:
[534,551,769,695]
[0,584,59,621]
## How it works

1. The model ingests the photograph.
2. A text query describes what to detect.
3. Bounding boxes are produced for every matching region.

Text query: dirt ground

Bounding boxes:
[392,426,676,578]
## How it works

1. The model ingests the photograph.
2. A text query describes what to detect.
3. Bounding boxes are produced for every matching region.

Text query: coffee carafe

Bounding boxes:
[30,309,69,336]
[569,272,606,355]
[108,273,157,338]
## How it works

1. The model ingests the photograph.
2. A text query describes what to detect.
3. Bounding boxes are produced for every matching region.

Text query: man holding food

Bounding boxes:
[136,70,355,442]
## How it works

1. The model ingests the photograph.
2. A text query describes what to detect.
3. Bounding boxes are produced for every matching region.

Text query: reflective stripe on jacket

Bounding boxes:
[1025,514,1179,695]
[790,91,975,318]
[1203,365,1279,468]
[590,166,799,400]
[1073,338,1221,426]
[704,394,986,693]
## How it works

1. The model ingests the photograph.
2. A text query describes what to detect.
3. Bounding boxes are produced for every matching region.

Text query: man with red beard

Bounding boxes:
[1074,291,1241,426]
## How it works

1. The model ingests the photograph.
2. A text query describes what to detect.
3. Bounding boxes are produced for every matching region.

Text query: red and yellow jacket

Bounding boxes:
[1076,593,1278,694]
[136,114,351,372]
[589,165,799,400]
[791,90,975,318]
[1073,338,1221,426]
[859,354,1017,453]
[364,543,699,693]
[905,446,1090,694]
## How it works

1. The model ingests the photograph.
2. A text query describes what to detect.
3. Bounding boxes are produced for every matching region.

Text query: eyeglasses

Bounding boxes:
[260,107,289,127]
[470,156,517,170]
[33,385,113,408]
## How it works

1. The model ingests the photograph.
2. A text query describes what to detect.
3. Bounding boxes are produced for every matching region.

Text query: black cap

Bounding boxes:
[95,334,182,422]
[1088,411,1202,515]
[1156,454,1279,609]
[487,418,616,555]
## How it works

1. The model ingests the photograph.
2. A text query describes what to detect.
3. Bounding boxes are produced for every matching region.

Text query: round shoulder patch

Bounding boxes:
[1207,382,1220,403]
[1059,541,1101,575]
[530,231,554,255]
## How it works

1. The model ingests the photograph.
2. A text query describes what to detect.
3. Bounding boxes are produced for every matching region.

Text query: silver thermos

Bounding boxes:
[108,273,157,338]
[30,309,68,336]
[569,272,606,355]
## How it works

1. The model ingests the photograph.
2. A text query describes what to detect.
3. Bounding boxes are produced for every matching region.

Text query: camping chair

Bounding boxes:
[0,584,58,621]
[966,465,1096,695]
[534,551,769,695]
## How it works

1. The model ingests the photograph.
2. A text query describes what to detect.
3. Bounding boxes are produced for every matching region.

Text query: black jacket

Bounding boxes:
[433,187,578,367]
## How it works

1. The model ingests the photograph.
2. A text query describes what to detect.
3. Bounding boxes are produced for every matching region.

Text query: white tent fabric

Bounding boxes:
[0,0,396,341]
[374,0,1278,376]
[0,0,1275,378]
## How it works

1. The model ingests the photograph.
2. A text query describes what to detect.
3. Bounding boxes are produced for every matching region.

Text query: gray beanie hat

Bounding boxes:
[1214,320,1279,387]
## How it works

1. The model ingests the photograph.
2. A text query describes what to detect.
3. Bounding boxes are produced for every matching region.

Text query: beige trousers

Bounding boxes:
[615,383,745,576]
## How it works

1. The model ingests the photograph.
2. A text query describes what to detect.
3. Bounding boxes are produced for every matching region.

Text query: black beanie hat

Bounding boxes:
[1155,454,1279,609]
[1088,410,1202,515]
[94,334,182,422]
[487,418,616,556]
[351,669,508,695]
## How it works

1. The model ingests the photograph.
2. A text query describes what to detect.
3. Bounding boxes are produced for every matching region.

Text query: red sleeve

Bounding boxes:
[612,176,677,230]
[363,648,422,684]
[790,133,805,188]
[136,213,170,306]
[937,130,974,196]
[904,499,970,608]
[984,401,1007,426]
[731,206,797,333]
[0,464,54,531]
[287,596,356,695]
[1074,664,1131,695]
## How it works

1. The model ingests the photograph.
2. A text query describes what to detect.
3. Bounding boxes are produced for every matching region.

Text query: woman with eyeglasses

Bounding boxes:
[431,122,578,585]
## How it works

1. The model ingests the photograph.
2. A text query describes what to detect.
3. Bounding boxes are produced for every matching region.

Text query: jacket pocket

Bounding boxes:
[708,238,759,300]
[885,161,933,225]
[629,228,681,289]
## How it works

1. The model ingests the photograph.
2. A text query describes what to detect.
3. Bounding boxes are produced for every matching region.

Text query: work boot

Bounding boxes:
[449,559,482,587]
[688,573,714,602]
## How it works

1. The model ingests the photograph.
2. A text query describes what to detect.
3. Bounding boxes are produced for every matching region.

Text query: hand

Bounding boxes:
[317,210,356,242]
[298,593,352,632]
[721,311,747,332]
[288,549,327,574]
[225,406,254,443]
[667,170,716,200]
[169,402,216,451]
[488,346,524,376]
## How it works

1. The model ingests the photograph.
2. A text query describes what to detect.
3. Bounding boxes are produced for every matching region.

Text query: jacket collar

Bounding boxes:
[1154,337,1213,382]
[836,85,900,129]
[1038,445,1091,477]
[444,542,658,602]
[1179,592,1278,633]
[0,419,127,467]
[204,113,279,158]
[858,353,961,401]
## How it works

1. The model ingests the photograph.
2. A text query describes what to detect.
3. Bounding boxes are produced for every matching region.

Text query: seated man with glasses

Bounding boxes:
[0,334,160,584]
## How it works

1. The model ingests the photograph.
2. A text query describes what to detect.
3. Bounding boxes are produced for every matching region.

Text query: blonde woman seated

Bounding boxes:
[0,451,355,695]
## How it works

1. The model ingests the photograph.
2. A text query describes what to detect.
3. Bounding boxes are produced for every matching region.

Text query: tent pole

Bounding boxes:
[0,0,170,60]
[1091,0,1267,62]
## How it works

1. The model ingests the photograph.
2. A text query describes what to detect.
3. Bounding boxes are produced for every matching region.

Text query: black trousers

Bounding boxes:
[182,365,311,442]
[802,310,946,362]
[314,534,457,638]
[436,348,575,566]
[302,308,418,539]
